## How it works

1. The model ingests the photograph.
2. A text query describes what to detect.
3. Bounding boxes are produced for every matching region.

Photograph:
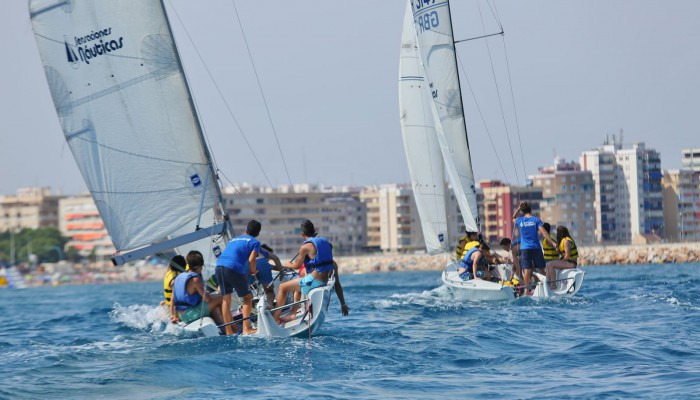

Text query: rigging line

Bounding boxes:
[488,0,526,177]
[166,0,275,188]
[477,0,520,183]
[217,169,258,208]
[484,0,504,31]
[231,0,295,192]
[456,55,510,186]
[500,35,527,181]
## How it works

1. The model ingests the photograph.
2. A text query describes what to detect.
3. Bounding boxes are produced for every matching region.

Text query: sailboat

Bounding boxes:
[29,0,335,336]
[399,0,584,300]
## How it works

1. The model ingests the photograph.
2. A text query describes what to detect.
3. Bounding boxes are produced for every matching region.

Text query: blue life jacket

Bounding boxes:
[172,272,202,311]
[459,247,480,270]
[304,237,334,273]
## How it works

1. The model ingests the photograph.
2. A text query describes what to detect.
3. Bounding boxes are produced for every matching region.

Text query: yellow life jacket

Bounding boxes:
[163,269,180,306]
[455,235,467,259]
[459,240,480,259]
[559,237,579,261]
[542,236,559,261]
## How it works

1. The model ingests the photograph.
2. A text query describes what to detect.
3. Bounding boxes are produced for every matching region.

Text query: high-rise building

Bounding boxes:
[0,187,63,232]
[663,169,700,242]
[581,138,664,244]
[530,158,597,245]
[223,184,366,257]
[682,148,700,172]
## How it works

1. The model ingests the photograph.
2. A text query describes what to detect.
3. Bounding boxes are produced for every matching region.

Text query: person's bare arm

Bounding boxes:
[288,243,311,270]
[248,250,258,275]
[539,226,558,248]
[267,253,283,272]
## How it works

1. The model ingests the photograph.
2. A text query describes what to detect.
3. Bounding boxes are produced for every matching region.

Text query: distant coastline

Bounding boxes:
[4,242,699,288]
[335,242,700,274]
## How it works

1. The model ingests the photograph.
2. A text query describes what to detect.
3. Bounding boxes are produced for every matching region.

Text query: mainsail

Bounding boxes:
[399,3,449,255]
[29,0,232,269]
[410,0,479,232]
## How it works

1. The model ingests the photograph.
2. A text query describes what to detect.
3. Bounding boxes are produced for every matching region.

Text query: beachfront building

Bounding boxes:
[476,180,543,245]
[223,184,366,257]
[530,158,596,244]
[580,137,664,244]
[359,184,463,254]
[0,187,63,232]
[359,185,422,253]
[662,169,700,242]
[58,193,115,259]
[682,148,700,172]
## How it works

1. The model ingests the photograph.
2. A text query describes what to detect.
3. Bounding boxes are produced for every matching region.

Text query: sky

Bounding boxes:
[1,0,699,196]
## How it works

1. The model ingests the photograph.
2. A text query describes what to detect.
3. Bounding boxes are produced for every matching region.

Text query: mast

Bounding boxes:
[445,0,479,229]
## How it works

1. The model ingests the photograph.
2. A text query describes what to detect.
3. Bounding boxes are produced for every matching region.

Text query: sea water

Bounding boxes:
[1,263,699,399]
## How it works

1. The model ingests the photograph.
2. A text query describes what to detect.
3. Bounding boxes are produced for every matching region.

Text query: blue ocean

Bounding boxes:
[1,263,699,399]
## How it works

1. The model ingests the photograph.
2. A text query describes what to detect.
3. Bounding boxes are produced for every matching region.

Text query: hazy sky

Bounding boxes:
[1,0,698,196]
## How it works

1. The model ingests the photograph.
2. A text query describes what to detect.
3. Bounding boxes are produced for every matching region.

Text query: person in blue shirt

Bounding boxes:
[512,202,558,293]
[458,242,491,281]
[215,220,261,335]
[248,243,284,309]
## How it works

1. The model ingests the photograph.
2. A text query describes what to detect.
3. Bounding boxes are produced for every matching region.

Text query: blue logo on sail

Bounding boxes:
[190,174,202,187]
[438,233,444,242]
[213,245,221,258]
[65,41,79,64]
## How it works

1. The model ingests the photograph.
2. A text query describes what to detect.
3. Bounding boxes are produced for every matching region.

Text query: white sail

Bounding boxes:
[29,0,230,266]
[399,3,448,255]
[410,0,479,232]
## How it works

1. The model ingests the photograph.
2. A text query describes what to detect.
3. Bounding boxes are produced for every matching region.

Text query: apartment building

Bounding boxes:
[581,139,663,244]
[530,158,596,244]
[0,187,62,232]
[477,180,543,245]
[58,193,115,258]
[223,184,366,257]
[682,148,700,172]
[663,169,700,242]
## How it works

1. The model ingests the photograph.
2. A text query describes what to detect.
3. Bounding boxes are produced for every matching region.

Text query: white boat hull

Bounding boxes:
[185,276,335,338]
[442,262,585,301]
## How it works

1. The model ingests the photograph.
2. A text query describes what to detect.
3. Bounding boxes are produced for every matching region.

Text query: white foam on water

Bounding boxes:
[109,303,183,335]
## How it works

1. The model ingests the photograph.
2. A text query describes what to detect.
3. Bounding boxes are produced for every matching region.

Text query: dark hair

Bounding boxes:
[301,220,316,237]
[543,222,551,233]
[499,238,511,246]
[247,220,262,237]
[169,255,186,272]
[556,226,572,247]
[519,201,532,214]
[261,243,273,253]
[479,242,491,251]
[186,250,204,269]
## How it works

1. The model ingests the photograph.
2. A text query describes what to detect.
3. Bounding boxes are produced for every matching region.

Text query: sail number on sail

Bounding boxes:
[411,0,442,33]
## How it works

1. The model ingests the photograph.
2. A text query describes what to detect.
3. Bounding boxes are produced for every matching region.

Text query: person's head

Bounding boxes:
[246,220,262,237]
[542,222,551,233]
[186,250,204,272]
[301,219,316,238]
[169,255,186,272]
[466,231,478,241]
[519,201,532,214]
[499,237,511,251]
[478,242,491,255]
[556,225,571,244]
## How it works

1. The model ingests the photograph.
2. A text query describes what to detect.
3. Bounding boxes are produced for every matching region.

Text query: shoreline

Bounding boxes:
[3,242,698,287]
